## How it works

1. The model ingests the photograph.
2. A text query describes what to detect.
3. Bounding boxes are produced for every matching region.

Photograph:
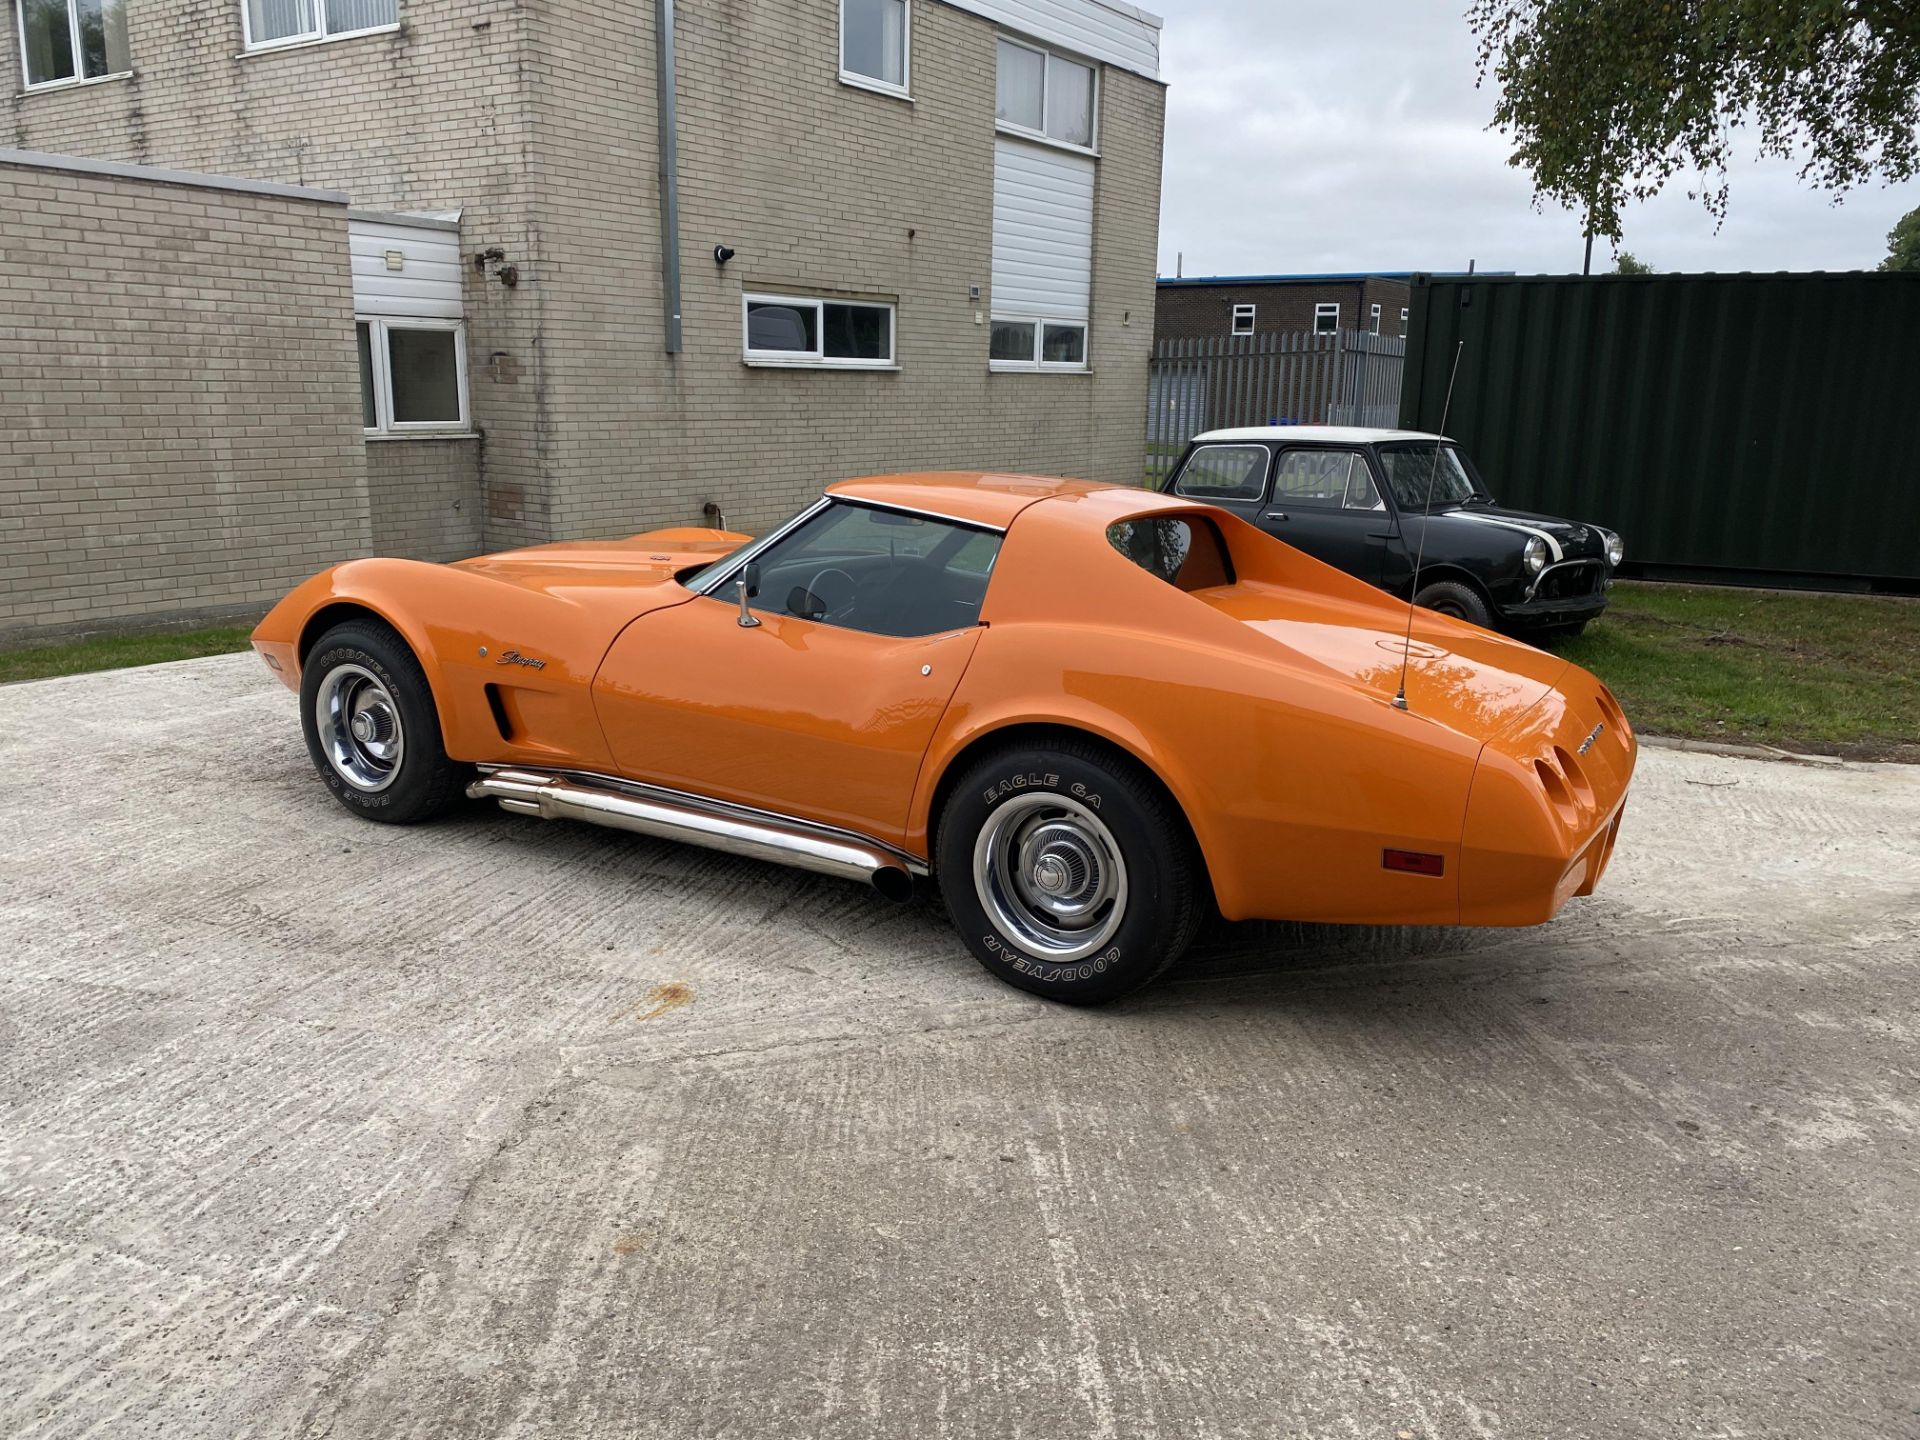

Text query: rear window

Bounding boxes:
[1107,517,1234,593]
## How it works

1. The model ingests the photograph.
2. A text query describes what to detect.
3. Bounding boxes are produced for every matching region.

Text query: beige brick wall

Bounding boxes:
[0,158,370,640]
[535,0,1167,539]
[4,0,1164,557]
[2,0,546,550]
[365,436,483,560]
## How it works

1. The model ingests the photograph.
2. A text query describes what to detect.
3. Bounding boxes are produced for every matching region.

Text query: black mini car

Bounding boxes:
[1159,426,1622,637]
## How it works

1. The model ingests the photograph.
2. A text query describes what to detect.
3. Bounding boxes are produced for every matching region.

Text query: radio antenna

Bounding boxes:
[1392,340,1465,714]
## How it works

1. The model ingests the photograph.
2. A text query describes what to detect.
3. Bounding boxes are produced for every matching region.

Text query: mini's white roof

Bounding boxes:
[1191,425,1450,445]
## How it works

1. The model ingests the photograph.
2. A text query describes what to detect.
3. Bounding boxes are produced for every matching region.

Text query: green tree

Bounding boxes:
[1470,1,1920,244]
[1613,251,1655,274]
[1884,206,1920,271]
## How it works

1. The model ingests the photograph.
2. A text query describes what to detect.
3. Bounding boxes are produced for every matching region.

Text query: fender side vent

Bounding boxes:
[483,683,514,741]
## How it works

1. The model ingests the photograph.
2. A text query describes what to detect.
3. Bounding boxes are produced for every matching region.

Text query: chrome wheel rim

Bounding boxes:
[973,792,1127,963]
[314,663,404,792]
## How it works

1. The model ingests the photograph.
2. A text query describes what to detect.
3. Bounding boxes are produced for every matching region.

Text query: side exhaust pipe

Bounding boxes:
[467,767,919,902]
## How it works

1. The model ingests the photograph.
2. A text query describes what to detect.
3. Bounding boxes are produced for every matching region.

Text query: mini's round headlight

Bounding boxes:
[1605,531,1625,567]
[1524,535,1549,574]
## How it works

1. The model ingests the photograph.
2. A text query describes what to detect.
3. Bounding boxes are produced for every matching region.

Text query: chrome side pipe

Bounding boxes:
[466,767,920,903]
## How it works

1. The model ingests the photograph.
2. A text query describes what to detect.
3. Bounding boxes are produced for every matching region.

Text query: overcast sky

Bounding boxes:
[1151,0,1920,278]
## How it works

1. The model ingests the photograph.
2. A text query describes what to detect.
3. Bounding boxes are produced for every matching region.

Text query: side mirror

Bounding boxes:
[734,562,763,629]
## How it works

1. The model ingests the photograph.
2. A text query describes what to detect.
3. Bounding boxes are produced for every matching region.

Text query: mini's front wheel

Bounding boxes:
[936,739,1203,1003]
[299,620,466,824]
[1414,579,1494,629]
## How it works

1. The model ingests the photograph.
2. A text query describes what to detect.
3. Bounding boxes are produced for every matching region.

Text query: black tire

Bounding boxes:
[935,738,1204,1004]
[1414,579,1494,630]
[299,620,466,825]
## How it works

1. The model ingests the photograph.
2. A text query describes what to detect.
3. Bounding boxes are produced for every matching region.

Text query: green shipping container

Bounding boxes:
[1398,271,1920,586]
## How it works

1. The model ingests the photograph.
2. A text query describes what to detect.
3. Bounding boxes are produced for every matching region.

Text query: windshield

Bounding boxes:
[1375,444,1483,510]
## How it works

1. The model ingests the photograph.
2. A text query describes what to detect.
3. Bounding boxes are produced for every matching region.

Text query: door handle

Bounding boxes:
[1264,511,1289,522]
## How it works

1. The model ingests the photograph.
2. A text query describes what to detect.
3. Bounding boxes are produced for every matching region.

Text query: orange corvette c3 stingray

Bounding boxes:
[253,472,1635,1002]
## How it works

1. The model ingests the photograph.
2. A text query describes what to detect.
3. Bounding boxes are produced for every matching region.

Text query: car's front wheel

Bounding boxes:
[936,739,1203,1003]
[299,619,466,824]
[1414,579,1494,630]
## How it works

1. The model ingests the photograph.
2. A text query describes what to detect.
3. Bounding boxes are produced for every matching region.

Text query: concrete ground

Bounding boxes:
[2,654,1917,1440]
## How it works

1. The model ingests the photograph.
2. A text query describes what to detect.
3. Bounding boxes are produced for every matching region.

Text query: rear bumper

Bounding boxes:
[1458,679,1636,925]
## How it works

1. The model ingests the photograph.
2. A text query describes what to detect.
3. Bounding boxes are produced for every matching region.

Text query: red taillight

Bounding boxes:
[1383,849,1445,877]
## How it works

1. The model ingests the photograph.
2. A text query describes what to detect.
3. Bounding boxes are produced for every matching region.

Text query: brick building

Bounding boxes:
[1,0,1166,638]
[1156,273,1416,344]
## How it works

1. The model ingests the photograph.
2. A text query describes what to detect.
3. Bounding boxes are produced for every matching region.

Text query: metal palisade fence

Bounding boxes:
[1145,329,1406,484]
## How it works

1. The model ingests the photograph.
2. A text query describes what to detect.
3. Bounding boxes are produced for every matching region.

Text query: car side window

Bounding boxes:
[733,502,1001,638]
[1271,449,1362,509]
[1173,444,1269,503]
[1343,454,1385,511]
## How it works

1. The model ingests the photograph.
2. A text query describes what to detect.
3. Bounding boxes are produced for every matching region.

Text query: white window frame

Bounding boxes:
[1369,303,1382,335]
[988,315,1088,373]
[241,0,399,54]
[360,316,470,437]
[16,0,133,90]
[1314,302,1340,335]
[994,35,1099,157]
[1231,303,1256,336]
[1400,307,1409,330]
[838,0,910,99]
[742,292,898,370]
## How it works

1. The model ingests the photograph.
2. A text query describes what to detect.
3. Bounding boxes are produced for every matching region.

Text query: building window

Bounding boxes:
[744,293,896,368]
[17,0,129,88]
[990,316,1087,372]
[995,36,1096,151]
[1369,303,1382,335]
[1314,302,1339,335]
[840,0,907,95]
[1231,304,1256,336]
[358,318,468,435]
[1400,307,1409,331]
[243,0,398,51]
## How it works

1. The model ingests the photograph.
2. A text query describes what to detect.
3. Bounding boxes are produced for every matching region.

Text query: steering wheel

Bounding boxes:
[806,567,860,622]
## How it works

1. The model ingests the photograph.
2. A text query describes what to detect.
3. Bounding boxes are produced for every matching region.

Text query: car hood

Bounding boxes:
[1407,504,1610,561]
[1199,579,1569,743]
[451,527,749,607]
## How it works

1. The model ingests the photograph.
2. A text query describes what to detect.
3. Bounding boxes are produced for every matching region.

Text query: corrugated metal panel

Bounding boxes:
[1399,272,1920,583]
[990,138,1094,320]
[348,217,464,319]
[945,0,1160,78]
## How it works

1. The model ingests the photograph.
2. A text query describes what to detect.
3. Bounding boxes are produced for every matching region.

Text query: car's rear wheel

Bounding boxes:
[1414,579,1494,629]
[300,620,466,824]
[935,739,1203,1003]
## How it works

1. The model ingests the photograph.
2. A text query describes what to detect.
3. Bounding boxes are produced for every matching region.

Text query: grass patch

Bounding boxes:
[0,625,256,685]
[1549,581,1920,761]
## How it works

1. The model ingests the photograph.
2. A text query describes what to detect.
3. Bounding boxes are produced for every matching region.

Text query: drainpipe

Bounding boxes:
[656,0,683,352]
